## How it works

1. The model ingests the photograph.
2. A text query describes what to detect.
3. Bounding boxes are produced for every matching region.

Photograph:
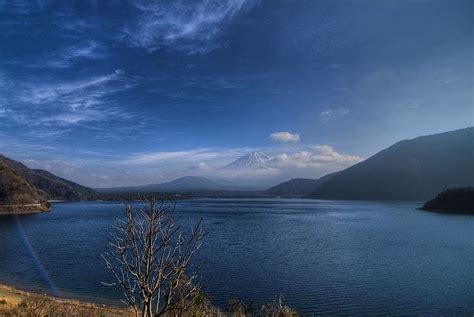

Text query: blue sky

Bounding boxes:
[0,0,472,187]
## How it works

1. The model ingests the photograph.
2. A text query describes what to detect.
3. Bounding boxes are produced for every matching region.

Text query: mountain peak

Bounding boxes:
[248,151,270,158]
[224,152,271,170]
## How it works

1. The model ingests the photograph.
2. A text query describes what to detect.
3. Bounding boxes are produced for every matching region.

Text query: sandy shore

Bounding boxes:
[0,284,132,316]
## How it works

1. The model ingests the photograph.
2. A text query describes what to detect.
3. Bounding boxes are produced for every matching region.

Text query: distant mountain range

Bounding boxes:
[0,155,95,204]
[2,127,473,203]
[305,127,474,200]
[99,127,474,200]
[264,173,337,198]
[97,176,241,194]
[100,152,276,194]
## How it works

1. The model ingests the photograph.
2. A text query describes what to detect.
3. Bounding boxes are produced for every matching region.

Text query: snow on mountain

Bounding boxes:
[223,152,271,170]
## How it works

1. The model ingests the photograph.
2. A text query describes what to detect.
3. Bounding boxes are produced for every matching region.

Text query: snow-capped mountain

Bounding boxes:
[223,152,271,169]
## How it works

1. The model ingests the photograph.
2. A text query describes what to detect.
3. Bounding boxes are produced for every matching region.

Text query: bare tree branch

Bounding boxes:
[102,196,203,317]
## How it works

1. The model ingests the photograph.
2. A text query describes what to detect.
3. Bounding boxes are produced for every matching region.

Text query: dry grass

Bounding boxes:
[0,284,132,317]
[0,284,223,317]
[0,285,299,317]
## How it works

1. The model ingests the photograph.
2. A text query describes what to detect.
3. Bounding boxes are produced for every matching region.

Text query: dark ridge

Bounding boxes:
[0,154,96,204]
[306,127,474,201]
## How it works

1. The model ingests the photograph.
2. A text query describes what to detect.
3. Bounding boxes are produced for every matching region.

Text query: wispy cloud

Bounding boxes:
[22,69,123,104]
[270,131,300,143]
[124,0,253,53]
[0,1,37,15]
[122,147,253,165]
[3,69,135,127]
[30,41,108,69]
[320,107,351,118]
[23,128,71,139]
[37,108,132,126]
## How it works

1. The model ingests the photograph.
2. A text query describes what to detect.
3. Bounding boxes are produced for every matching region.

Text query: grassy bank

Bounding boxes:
[0,284,132,316]
[0,284,299,316]
[0,284,223,316]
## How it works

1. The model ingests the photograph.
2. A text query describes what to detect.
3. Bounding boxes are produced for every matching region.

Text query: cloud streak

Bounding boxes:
[22,69,124,105]
[320,107,351,118]
[2,69,136,127]
[122,148,253,165]
[124,0,253,53]
[36,41,108,69]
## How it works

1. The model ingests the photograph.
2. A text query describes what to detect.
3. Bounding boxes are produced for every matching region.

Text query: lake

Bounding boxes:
[0,199,473,315]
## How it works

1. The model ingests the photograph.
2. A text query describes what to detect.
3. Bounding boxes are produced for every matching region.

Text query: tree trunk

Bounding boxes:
[142,300,153,317]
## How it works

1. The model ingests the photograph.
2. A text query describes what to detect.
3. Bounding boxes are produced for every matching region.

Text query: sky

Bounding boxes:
[0,0,472,188]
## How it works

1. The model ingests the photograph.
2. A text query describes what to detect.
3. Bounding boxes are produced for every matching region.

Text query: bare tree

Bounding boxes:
[102,197,203,317]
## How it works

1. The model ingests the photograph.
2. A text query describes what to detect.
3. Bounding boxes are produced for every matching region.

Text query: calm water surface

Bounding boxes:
[0,199,473,315]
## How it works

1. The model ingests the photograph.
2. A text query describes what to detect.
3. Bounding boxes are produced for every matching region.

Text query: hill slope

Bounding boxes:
[0,160,41,204]
[0,155,95,203]
[30,169,96,200]
[306,127,474,201]
[265,173,337,198]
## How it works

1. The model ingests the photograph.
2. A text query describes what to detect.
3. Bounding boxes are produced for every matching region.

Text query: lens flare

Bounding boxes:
[14,216,61,297]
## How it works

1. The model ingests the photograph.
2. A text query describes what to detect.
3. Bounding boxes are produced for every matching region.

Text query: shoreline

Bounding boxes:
[0,283,131,316]
[0,202,51,216]
[418,206,474,215]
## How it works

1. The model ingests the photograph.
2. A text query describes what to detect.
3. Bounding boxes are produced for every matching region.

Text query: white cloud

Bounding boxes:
[270,131,300,142]
[320,110,332,116]
[271,145,361,169]
[125,0,253,53]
